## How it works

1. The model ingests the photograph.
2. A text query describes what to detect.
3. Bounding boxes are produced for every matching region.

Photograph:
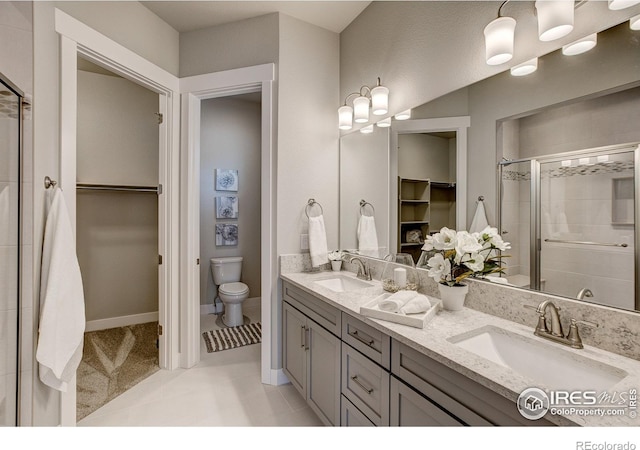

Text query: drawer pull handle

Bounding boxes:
[301,325,305,348]
[349,330,374,347]
[351,375,374,394]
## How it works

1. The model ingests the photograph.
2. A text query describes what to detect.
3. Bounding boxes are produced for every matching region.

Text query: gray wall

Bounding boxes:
[200,96,262,306]
[398,134,454,182]
[76,70,159,323]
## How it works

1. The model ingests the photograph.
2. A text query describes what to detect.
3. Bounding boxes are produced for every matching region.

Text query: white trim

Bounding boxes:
[85,312,160,333]
[55,8,180,425]
[179,65,277,386]
[390,116,470,250]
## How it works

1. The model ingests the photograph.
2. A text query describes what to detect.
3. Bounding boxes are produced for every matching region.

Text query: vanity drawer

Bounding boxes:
[391,340,554,426]
[341,342,390,426]
[283,281,341,336]
[341,395,376,427]
[342,313,391,370]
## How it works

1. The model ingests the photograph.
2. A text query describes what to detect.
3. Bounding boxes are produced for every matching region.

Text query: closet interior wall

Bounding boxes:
[76,61,159,330]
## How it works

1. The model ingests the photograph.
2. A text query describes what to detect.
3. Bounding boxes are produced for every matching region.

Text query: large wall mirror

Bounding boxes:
[339,19,640,313]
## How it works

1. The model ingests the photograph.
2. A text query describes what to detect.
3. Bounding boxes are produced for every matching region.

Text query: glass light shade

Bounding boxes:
[371,85,389,115]
[562,33,597,55]
[535,0,574,42]
[631,14,640,30]
[510,58,538,76]
[608,0,640,10]
[597,155,610,163]
[484,16,517,65]
[360,124,374,134]
[353,96,370,123]
[395,109,411,120]
[338,105,353,130]
[376,117,392,127]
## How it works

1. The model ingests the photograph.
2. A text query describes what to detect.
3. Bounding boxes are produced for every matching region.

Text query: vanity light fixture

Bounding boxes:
[562,33,597,55]
[395,109,411,120]
[360,124,374,134]
[510,57,538,76]
[376,117,392,127]
[631,13,640,30]
[535,0,574,42]
[484,2,517,65]
[338,77,389,129]
[608,0,640,10]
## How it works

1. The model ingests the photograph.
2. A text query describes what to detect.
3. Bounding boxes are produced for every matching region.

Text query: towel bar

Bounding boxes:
[305,198,324,218]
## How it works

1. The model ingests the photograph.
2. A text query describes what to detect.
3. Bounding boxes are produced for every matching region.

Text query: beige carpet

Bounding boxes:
[76,322,160,421]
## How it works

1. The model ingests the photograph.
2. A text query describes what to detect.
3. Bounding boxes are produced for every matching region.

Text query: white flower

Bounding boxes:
[422,234,435,251]
[328,250,343,261]
[479,226,511,251]
[454,231,483,263]
[460,252,485,272]
[427,252,451,282]
[431,227,457,250]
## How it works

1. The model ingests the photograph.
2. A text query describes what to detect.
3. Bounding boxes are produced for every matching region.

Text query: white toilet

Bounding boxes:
[210,256,250,327]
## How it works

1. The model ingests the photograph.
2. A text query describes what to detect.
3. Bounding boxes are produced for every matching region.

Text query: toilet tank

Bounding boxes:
[210,256,243,285]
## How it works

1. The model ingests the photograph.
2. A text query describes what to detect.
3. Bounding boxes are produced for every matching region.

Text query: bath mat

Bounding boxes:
[202,322,262,353]
[76,322,159,421]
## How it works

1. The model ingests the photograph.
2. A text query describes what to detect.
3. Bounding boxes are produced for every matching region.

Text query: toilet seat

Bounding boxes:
[219,282,249,296]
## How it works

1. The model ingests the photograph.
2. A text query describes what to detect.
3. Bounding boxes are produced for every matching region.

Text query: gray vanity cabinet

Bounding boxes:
[390,376,465,426]
[282,283,341,426]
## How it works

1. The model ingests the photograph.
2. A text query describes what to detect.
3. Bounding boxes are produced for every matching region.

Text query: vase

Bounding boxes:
[438,283,469,311]
[331,260,342,272]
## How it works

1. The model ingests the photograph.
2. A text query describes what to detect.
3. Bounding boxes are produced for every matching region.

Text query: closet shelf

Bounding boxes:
[76,183,159,193]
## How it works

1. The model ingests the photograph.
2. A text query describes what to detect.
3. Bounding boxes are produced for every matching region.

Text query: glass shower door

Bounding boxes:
[538,148,636,310]
[0,79,21,426]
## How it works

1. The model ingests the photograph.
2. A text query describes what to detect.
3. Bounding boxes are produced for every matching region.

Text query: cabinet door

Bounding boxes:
[307,320,341,426]
[282,302,307,397]
[341,395,375,427]
[390,377,464,426]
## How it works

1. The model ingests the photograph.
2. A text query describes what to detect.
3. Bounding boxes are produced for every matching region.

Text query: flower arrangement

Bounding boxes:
[328,250,345,261]
[419,226,510,287]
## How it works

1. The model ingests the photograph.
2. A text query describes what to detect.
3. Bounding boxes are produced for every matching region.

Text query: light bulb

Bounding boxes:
[484,16,517,65]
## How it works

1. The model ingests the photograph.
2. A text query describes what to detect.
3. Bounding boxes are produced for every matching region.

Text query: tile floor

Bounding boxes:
[77,300,324,427]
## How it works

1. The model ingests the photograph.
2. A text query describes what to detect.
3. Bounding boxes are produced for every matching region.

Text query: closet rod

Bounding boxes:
[76,183,159,193]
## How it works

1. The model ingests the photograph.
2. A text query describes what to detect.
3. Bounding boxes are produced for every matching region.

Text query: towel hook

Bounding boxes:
[359,199,375,217]
[305,198,324,218]
[44,176,57,189]
[477,195,484,202]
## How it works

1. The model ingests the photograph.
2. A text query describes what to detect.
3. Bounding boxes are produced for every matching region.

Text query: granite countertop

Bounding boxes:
[280,270,640,427]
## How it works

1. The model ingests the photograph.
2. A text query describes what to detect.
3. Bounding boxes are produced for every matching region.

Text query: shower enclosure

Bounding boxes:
[499,143,639,312]
[0,74,22,426]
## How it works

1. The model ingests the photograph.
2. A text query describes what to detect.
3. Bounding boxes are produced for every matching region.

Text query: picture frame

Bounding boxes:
[215,223,239,246]
[215,168,239,192]
[216,196,238,219]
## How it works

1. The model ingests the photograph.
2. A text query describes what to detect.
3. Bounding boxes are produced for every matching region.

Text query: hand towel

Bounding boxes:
[400,294,433,315]
[36,188,86,392]
[469,199,489,234]
[357,215,379,258]
[378,290,417,313]
[308,214,329,267]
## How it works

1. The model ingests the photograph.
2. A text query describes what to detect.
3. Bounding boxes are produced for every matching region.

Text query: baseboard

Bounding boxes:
[269,368,290,386]
[200,303,216,315]
[199,296,261,316]
[85,311,159,332]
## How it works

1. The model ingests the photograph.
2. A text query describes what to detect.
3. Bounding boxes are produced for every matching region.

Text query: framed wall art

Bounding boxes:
[215,168,238,192]
[215,223,239,246]
[216,196,238,219]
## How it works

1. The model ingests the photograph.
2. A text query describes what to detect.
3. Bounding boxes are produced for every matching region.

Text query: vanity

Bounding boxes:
[280,265,640,427]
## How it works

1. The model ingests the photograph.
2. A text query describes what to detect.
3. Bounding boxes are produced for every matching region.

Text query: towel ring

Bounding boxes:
[477,195,484,202]
[359,199,375,217]
[305,198,324,218]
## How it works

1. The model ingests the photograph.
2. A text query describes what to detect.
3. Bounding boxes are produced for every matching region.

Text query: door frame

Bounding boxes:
[390,117,470,252]
[179,64,281,385]
[55,9,181,425]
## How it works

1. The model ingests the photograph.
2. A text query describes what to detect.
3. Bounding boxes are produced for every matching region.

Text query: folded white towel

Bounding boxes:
[36,188,86,392]
[308,214,329,267]
[469,199,489,234]
[400,294,432,314]
[357,215,379,258]
[379,290,417,313]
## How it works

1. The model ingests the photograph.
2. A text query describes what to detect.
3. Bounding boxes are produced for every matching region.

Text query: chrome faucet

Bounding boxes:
[524,300,598,349]
[349,256,372,281]
[577,288,594,300]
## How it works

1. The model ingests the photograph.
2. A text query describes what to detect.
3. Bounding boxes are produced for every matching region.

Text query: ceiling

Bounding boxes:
[142,1,372,33]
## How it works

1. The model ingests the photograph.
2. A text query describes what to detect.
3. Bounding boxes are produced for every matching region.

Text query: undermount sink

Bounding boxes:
[448,326,627,392]
[314,275,373,292]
